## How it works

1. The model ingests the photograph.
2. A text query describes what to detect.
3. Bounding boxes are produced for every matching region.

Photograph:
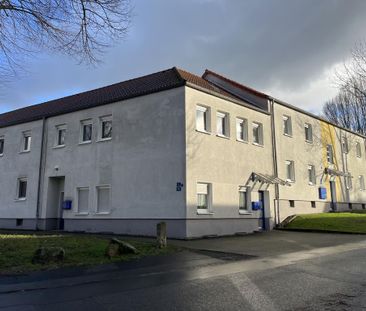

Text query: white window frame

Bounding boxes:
[21,131,31,152]
[358,175,365,191]
[252,122,264,146]
[308,164,316,185]
[54,124,67,147]
[96,185,112,214]
[356,142,362,158]
[76,187,90,214]
[283,115,292,136]
[239,186,251,214]
[304,123,313,143]
[16,177,27,200]
[346,175,353,190]
[196,105,210,133]
[216,111,229,137]
[80,119,93,144]
[359,175,365,191]
[326,144,334,164]
[236,118,248,142]
[196,182,212,214]
[285,160,295,182]
[0,136,4,156]
[98,115,112,141]
[342,136,348,153]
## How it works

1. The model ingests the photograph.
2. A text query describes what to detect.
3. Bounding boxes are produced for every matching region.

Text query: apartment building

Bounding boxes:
[0,67,365,238]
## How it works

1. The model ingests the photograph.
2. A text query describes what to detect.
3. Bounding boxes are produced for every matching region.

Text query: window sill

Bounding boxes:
[0,154,3,157]
[216,134,230,140]
[19,150,31,154]
[53,145,65,149]
[252,142,264,148]
[97,138,112,143]
[14,198,26,202]
[283,133,292,138]
[239,210,252,215]
[197,210,214,215]
[79,141,92,145]
[196,129,211,135]
[308,182,316,186]
[75,212,89,216]
[95,212,111,215]
[286,180,295,184]
[236,139,248,144]
[305,140,313,144]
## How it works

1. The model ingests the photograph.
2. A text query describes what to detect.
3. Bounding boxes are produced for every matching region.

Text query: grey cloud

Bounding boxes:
[1,0,366,113]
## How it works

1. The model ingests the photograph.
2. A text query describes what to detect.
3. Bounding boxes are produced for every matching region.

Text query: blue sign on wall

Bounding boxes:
[252,201,262,211]
[62,200,72,210]
[318,187,327,200]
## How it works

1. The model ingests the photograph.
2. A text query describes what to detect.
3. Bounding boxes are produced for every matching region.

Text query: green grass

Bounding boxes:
[286,212,366,233]
[0,233,178,274]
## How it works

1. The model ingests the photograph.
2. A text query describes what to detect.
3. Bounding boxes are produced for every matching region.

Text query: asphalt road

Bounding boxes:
[1,232,366,310]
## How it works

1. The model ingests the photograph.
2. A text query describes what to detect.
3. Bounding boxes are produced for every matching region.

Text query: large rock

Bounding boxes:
[105,238,138,258]
[32,247,65,265]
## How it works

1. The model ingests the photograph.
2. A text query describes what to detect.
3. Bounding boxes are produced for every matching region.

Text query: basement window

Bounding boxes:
[289,200,295,208]
[16,219,23,226]
[311,201,316,208]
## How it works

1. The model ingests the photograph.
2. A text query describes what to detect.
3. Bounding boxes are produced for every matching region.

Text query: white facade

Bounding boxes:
[1,68,365,238]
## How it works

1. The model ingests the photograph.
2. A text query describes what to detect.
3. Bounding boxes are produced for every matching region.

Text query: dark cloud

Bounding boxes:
[1,0,366,113]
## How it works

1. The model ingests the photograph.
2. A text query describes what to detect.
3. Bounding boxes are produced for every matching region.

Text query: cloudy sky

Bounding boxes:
[1,0,366,115]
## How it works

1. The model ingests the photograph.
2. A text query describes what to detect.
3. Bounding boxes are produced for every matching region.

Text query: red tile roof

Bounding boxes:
[0,67,245,128]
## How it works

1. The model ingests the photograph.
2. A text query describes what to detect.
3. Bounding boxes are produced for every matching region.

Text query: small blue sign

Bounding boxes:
[62,200,72,210]
[252,201,262,211]
[319,187,327,200]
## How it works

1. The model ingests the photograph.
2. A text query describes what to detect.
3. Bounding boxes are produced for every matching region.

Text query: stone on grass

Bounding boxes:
[32,247,65,265]
[105,238,138,258]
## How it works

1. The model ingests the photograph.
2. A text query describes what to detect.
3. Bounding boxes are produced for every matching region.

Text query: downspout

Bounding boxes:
[35,117,47,230]
[270,99,280,226]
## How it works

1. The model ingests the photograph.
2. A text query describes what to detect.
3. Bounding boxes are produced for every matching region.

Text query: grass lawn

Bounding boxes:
[0,233,178,274]
[286,212,366,234]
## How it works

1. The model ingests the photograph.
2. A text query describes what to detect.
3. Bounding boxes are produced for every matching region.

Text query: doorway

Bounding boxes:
[46,177,65,230]
[258,191,266,230]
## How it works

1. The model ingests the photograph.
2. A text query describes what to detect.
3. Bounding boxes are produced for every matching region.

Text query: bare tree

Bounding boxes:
[0,0,132,78]
[323,42,366,136]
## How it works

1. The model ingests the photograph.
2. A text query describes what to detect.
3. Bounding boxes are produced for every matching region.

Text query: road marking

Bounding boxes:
[229,273,278,311]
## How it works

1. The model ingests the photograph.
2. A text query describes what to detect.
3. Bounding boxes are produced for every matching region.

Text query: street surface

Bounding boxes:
[1,231,366,310]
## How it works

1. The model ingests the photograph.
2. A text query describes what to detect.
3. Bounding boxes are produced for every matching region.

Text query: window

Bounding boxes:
[77,187,89,213]
[283,115,292,136]
[16,219,23,226]
[342,136,348,153]
[97,186,111,213]
[196,105,210,132]
[0,136,4,155]
[197,183,210,212]
[17,178,27,199]
[239,188,248,211]
[289,200,295,208]
[252,122,263,145]
[308,165,316,185]
[346,175,353,190]
[359,175,365,191]
[285,160,295,182]
[311,201,316,208]
[304,123,313,143]
[80,120,93,143]
[236,118,248,142]
[326,144,334,164]
[216,112,229,137]
[356,142,362,158]
[22,132,31,152]
[99,116,112,140]
[55,125,66,147]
